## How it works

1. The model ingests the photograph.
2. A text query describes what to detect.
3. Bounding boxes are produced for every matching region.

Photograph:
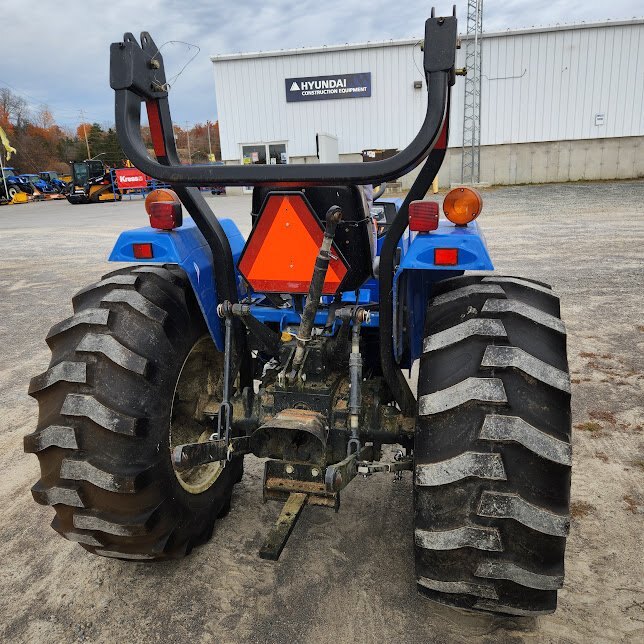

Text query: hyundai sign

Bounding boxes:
[285,73,371,102]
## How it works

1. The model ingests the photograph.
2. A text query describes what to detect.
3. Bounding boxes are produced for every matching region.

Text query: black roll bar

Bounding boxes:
[110,14,457,187]
[378,132,450,416]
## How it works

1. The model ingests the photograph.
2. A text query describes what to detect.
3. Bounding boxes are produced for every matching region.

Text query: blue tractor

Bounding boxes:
[20,173,58,195]
[0,167,33,198]
[39,171,69,194]
[25,9,571,617]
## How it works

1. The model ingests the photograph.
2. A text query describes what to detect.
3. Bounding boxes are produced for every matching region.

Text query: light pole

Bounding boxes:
[80,110,91,159]
[185,122,192,163]
[0,151,8,202]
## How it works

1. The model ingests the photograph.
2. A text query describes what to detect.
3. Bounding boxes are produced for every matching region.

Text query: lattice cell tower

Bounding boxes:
[461,0,483,185]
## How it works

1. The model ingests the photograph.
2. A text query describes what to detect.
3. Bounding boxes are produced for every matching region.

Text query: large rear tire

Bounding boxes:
[25,265,242,560]
[414,275,571,615]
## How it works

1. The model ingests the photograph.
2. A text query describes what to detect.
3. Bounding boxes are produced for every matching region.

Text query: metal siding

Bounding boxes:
[212,21,644,160]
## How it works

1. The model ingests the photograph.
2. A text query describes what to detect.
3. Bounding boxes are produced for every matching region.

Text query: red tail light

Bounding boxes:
[434,248,459,265]
[409,200,439,232]
[145,188,183,230]
[148,201,182,230]
[133,243,154,259]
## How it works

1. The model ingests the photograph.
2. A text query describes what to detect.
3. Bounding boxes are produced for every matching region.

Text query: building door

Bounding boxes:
[241,143,287,194]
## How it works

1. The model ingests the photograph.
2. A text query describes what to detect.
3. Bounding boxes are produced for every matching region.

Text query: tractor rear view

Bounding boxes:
[25,7,571,617]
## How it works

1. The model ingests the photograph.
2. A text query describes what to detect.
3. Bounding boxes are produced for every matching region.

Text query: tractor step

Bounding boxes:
[259,492,308,561]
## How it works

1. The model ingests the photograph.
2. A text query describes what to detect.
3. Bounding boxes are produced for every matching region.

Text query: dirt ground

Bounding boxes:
[0,181,642,643]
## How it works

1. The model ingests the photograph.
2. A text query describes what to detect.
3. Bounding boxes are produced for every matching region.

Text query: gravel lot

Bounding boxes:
[0,181,642,643]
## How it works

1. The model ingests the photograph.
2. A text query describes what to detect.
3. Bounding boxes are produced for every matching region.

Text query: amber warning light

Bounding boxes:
[443,186,483,225]
[238,194,348,294]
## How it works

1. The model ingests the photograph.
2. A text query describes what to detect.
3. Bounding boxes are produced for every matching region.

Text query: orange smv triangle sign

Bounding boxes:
[238,194,348,294]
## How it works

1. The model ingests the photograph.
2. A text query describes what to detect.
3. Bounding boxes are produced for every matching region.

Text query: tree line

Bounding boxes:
[1,87,221,174]
[0,87,125,173]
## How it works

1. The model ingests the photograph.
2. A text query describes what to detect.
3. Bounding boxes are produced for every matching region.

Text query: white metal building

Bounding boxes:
[211,18,644,189]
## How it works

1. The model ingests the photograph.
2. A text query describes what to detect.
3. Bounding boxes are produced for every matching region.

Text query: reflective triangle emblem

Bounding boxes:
[238,194,348,294]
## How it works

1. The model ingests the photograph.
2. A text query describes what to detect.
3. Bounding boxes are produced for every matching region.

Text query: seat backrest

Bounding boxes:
[251,186,374,292]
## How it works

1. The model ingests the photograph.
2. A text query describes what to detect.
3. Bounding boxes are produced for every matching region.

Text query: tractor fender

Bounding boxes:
[398,219,493,272]
[393,220,494,363]
[108,216,246,349]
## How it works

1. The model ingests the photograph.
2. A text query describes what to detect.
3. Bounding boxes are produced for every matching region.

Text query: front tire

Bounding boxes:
[25,265,242,560]
[414,275,571,615]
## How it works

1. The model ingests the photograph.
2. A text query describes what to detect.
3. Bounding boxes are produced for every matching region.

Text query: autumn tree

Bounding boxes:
[172,120,221,163]
[0,88,28,130]
[0,86,215,171]
[71,122,126,166]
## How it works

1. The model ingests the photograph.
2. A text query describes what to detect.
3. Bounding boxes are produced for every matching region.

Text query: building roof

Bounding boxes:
[210,17,643,62]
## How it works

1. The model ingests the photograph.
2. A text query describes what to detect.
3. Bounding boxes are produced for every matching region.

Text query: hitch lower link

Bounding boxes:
[172,301,243,470]
[172,435,250,471]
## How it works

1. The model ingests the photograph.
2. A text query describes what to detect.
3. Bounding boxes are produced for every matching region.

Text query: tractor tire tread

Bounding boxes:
[414,274,571,616]
[27,265,241,560]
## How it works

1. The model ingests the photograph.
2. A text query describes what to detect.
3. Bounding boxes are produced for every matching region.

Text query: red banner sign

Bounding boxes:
[114,168,148,190]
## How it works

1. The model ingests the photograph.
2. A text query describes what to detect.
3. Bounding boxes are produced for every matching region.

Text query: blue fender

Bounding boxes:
[108,217,245,350]
[398,219,493,272]
[394,219,494,362]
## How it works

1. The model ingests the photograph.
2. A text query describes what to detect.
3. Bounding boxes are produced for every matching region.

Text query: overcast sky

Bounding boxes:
[2,0,641,128]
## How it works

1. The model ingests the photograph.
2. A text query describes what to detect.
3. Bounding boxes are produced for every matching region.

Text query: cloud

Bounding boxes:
[2,0,641,126]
